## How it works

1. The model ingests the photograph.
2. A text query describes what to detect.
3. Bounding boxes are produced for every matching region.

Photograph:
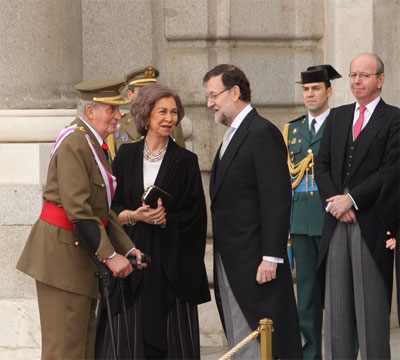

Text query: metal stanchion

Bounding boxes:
[258,318,273,360]
[218,318,274,360]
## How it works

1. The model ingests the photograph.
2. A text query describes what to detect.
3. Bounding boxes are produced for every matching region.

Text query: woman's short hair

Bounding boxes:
[131,84,185,136]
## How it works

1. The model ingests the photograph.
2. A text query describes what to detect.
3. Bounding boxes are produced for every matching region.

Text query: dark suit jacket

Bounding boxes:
[210,108,302,359]
[315,99,400,304]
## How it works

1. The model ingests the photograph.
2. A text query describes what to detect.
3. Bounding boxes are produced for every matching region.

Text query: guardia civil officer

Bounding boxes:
[16,79,146,359]
[283,65,341,360]
[107,66,186,159]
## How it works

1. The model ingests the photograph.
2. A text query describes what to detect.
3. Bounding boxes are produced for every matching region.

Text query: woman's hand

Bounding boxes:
[118,199,166,227]
[136,198,166,226]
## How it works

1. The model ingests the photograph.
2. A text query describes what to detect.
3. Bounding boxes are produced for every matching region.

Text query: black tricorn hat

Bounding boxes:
[296,64,342,84]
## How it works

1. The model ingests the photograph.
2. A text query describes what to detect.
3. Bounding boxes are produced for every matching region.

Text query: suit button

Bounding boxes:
[346,172,350,176]
[74,241,79,246]
[348,163,352,167]
[350,146,354,150]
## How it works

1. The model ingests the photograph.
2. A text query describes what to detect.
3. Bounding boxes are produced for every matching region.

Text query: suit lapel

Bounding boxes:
[154,137,178,188]
[210,109,253,203]
[351,99,386,175]
[333,105,354,186]
[298,115,311,144]
[310,118,327,145]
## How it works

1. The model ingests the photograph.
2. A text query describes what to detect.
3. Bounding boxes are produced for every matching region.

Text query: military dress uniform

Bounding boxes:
[107,66,186,159]
[284,114,326,360]
[16,79,134,359]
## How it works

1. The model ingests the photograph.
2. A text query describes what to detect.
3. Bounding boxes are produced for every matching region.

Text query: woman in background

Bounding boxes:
[95,84,210,359]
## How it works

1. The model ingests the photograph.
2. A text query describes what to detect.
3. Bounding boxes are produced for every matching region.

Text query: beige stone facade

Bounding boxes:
[1,0,399,356]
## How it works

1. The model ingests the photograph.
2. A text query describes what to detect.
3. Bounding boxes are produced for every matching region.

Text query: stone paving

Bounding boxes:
[201,327,400,359]
[2,328,400,359]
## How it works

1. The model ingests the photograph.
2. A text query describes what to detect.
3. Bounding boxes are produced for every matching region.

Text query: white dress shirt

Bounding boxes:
[308,108,330,134]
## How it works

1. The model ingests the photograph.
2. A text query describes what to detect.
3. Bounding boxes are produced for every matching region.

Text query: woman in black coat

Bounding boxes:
[95,85,210,359]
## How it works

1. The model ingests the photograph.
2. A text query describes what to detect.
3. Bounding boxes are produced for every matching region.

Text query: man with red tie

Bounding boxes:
[315,53,400,358]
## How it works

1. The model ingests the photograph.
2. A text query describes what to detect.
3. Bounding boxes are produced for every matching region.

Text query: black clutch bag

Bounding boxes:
[141,185,173,209]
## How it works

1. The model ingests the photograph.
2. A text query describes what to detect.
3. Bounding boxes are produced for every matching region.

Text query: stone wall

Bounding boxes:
[1,0,399,356]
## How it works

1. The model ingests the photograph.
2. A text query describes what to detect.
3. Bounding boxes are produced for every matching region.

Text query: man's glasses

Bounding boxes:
[205,87,231,101]
[348,72,382,80]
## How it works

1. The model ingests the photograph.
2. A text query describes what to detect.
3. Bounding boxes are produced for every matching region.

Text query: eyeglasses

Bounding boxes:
[348,72,382,80]
[205,87,231,101]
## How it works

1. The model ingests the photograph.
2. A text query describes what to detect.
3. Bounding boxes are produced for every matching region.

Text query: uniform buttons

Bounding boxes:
[74,241,79,246]
[95,252,99,256]
[101,184,105,188]
[310,192,314,196]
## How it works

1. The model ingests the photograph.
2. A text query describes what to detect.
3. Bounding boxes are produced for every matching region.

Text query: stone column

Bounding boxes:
[324,0,400,108]
[0,1,82,357]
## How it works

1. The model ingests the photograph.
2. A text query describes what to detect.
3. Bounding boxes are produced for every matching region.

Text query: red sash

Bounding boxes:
[40,200,108,231]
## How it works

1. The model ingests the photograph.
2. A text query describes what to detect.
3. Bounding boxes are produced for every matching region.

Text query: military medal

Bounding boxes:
[122,133,129,142]
[292,128,298,134]
[291,138,297,144]
[115,132,120,139]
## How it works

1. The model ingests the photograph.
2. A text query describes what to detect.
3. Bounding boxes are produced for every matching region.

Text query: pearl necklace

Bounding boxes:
[144,141,168,162]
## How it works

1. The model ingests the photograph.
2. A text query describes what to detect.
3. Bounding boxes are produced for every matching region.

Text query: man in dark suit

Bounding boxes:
[203,64,302,359]
[315,53,400,358]
[17,79,146,359]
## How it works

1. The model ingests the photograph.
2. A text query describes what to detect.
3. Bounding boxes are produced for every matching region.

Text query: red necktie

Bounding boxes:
[353,106,366,140]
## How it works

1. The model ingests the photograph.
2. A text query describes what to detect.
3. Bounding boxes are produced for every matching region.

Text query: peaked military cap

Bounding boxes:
[125,66,159,87]
[296,64,342,84]
[74,78,130,105]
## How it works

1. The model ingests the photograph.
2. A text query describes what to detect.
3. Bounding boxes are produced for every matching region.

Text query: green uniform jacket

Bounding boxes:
[16,118,134,299]
[113,112,186,151]
[286,115,326,236]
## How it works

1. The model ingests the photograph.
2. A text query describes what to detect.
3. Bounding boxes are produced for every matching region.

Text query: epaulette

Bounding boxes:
[131,136,144,143]
[288,115,306,124]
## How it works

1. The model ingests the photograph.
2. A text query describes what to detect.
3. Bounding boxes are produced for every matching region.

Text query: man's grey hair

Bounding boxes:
[76,99,98,118]
[350,53,385,74]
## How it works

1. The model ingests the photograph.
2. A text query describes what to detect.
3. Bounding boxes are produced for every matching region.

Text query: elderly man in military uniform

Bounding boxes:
[17,78,145,359]
[283,65,341,360]
[107,66,186,159]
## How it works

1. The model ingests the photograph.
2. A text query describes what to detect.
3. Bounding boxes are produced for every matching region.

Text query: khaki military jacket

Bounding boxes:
[16,118,133,299]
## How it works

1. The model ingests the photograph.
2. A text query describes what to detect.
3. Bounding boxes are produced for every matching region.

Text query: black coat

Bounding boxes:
[102,138,210,352]
[210,108,302,359]
[315,99,400,305]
